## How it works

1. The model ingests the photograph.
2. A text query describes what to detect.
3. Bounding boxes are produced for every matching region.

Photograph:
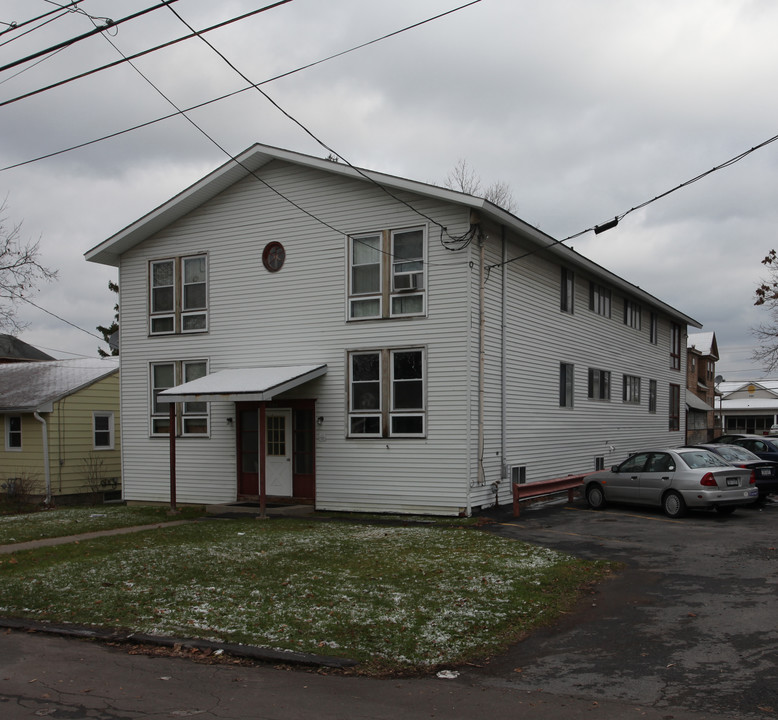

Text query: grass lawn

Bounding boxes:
[0,505,204,545]
[0,516,613,674]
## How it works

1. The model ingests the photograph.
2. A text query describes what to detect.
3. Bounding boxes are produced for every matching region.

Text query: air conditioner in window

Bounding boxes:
[394,272,422,291]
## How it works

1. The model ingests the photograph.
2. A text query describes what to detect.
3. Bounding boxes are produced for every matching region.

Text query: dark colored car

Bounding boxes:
[686,443,778,499]
[726,435,778,464]
[583,448,758,518]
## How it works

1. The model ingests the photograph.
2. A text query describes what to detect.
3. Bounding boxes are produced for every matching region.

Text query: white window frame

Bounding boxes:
[181,255,208,334]
[346,226,427,322]
[389,348,425,437]
[149,255,208,336]
[5,415,22,451]
[149,360,210,437]
[389,228,426,319]
[348,351,383,437]
[92,411,114,450]
[149,258,176,335]
[181,360,209,436]
[347,347,426,438]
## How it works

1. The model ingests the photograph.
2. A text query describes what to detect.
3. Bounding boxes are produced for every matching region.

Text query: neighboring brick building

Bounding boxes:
[686,331,719,443]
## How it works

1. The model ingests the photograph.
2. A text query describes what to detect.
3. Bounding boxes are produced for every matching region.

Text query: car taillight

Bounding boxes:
[749,470,756,485]
[700,473,717,486]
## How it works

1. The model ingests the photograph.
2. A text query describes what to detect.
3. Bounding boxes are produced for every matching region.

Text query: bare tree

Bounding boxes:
[0,201,57,333]
[752,249,778,370]
[444,158,517,214]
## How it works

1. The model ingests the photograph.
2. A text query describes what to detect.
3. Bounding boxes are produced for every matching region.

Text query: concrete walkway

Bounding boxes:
[0,520,193,554]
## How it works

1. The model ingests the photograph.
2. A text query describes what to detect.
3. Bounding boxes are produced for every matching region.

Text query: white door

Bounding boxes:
[265,409,292,496]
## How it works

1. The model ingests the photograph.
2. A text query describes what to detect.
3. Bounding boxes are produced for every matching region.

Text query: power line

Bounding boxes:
[0,1,293,109]
[0,1,83,40]
[0,0,179,73]
[164,0,482,246]
[0,282,104,342]
[1,5,482,173]
[486,128,778,273]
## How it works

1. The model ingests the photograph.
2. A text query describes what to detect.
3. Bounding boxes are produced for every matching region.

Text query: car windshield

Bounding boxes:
[677,449,729,469]
[712,445,760,462]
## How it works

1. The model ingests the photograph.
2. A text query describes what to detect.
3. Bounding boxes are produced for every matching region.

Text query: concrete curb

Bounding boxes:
[0,617,358,669]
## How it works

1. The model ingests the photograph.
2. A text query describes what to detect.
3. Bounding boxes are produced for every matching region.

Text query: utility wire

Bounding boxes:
[1,8,75,49]
[0,0,179,73]
[0,1,83,39]
[0,1,292,108]
[1,5,481,173]
[0,282,104,342]
[486,129,778,273]
[164,0,482,245]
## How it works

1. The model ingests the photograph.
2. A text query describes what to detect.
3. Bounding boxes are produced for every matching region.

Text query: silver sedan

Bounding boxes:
[583,448,759,518]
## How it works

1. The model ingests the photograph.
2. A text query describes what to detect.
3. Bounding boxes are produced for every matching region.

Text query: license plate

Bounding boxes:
[759,468,772,477]
[726,478,739,487]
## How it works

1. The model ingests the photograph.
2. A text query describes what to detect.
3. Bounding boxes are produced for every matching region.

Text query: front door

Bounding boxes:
[265,409,293,496]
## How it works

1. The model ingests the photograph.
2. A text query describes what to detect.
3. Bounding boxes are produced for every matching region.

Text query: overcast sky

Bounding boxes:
[1,0,776,379]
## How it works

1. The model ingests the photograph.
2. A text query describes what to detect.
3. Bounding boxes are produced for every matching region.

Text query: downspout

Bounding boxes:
[33,411,52,505]
[500,225,507,505]
[477,227,486,487]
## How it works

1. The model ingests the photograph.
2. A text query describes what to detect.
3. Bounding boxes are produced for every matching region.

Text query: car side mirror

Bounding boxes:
[610,465,619,472]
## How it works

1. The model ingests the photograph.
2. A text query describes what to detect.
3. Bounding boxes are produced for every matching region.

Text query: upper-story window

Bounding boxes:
[348,227,426,321]
[624,300,641,330]
[670,323,682,370]
[560,268,574,313]
[589,282,611,317]
[649,312,658,344]
[149,255,208,335]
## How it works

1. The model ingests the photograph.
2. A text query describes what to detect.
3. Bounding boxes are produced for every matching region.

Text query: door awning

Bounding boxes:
[685,389,714,412]
[159,364,327,403]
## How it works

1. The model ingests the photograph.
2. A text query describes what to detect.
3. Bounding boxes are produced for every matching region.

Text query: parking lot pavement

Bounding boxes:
[472,497,778,719]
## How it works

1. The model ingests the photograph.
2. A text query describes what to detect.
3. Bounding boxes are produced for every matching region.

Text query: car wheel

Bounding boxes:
[662,491,687,518]
[715,505,736,516]
[586,484,607,510]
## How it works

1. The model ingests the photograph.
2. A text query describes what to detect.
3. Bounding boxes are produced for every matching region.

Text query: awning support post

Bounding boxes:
[259,402,267,519]
[169,403,178,514]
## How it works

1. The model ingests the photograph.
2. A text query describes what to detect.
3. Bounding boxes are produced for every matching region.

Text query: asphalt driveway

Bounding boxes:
[474,497,778,719]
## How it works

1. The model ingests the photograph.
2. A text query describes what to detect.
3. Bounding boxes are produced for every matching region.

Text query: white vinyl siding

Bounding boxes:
[115,158,690,513]
[118,162,470,511]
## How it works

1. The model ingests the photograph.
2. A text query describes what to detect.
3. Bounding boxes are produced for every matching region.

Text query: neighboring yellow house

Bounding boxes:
[0,358,121,504]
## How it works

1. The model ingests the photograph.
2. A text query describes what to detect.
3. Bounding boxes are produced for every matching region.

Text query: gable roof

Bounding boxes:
[85,142,701,328]
[0,334,55,363]
[687,331,718,359]
[0,358,119,413]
